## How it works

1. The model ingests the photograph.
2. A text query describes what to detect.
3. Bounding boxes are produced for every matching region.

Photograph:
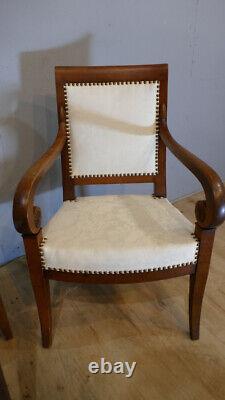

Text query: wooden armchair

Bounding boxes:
[13,64,225,348]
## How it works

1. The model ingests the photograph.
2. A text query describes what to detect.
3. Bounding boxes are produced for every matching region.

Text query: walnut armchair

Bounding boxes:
[13,64,225,348]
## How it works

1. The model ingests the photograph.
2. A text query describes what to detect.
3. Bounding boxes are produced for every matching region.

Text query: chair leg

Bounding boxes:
[23,234,52,348]
[0,295,13,340]
[30,273,52,348]
[189,225,215,340]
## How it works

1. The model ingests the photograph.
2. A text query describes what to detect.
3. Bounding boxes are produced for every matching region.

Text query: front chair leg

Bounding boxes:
[23,235,52,348]
[189,225,215,340]
[30,274,52,348]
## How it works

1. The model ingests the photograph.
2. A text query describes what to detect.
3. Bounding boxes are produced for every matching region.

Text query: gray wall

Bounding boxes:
[1,0,225,265]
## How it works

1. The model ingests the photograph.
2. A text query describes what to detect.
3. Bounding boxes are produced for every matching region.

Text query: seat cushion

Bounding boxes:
[40,195,199,274]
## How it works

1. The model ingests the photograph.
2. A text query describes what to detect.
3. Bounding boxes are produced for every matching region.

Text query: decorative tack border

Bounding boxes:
[63,80,160,179]
[155,81,160,174]
[39,237,47,267]
[64,80,158,86]
[39,232,200,275]
[63,86,73,177]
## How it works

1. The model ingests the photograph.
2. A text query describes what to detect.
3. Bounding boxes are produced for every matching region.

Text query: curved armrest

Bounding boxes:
[160,121,225,229]
[13,122,67,235]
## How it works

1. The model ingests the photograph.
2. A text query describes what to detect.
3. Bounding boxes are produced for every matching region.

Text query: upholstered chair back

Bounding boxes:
[63,81,160,178]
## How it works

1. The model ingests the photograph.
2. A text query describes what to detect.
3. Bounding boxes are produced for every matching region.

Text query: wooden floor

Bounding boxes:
[1,192,225,400]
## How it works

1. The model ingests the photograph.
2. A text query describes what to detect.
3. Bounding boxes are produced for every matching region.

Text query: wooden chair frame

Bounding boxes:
[13,64,225,347]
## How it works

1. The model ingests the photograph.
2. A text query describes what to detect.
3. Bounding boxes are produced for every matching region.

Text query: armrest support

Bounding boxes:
[160,121,225,229]
[13,122,67,235]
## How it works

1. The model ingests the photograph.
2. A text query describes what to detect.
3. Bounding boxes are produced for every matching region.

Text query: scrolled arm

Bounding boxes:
[160,121,225,229]
[13,122,66,235]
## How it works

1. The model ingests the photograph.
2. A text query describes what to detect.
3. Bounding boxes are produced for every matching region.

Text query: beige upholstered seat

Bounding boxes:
[40,195,199,274]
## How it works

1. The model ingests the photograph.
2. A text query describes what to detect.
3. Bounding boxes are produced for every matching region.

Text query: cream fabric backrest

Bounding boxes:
[64,81,160,178]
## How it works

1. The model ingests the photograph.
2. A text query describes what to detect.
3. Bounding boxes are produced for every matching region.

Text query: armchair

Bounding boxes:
[13,64,225,347]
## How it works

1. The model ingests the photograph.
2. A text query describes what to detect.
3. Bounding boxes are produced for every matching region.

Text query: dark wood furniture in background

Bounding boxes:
[13,64,225,347]
[0,294,12,400]
[0,364,11,400]
[0,294,12,341]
